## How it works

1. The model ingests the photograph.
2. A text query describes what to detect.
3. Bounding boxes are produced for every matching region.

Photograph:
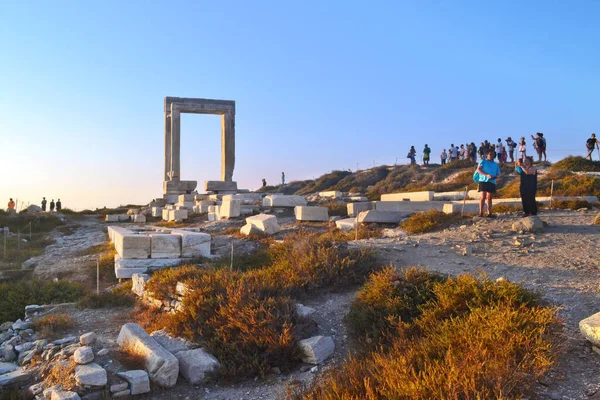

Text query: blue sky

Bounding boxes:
[1,0,598,210]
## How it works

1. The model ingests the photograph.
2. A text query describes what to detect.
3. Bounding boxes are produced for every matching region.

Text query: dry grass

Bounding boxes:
[115,342,147,370]
[288,268,561,400]
[137,230,376,381]
[41,360,78,391]
[33,313,76,338]
[550,199,592,210]
[324,201,348,217]
[401,210,465,234]
[493,204,523,213]
[551,156,600,172]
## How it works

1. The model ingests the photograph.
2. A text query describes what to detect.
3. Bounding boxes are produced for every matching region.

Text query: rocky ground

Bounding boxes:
[5,209,600,399]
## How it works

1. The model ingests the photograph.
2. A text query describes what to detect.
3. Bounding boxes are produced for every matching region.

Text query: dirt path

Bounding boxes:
[25,216,107,282]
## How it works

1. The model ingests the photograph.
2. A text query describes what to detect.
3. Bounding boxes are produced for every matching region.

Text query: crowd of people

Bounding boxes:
[5,197,62,213]
[409,133,550,166]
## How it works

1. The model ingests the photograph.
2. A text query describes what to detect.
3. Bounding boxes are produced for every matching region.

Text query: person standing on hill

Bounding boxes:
[41,197,47,212]
[476,149,501,218]
[281,172,285,185]
[518,137,527,161]
[262,178,267,188]
[440,149,447,165]
[423,144,431,165]
[408,146,417,165]
[50,199,55,212]
[516,157,538,216]
[56,199,62,212]
[478,142,485,160]
[7,198,15,210]
[449,144,457,162]
[506,137,516,162]
[586,133,599,160]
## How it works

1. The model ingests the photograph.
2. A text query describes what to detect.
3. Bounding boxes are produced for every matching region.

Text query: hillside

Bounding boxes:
[259,156,600,199]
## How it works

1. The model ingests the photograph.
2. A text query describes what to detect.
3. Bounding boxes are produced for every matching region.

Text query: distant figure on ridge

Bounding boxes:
[518,137,527,161]
[506,137,516,163]
[422,144,431,165]
[262,178,267,188]
[440,149,447,165]
[7,198,15,210]
[475,149,501,218]
[41,197,47,212]
[50,199,55,212]
[56,199,62,212]
[531,133,546,162]
[516,157,538,217]
[449,144,457,162]
[586,133,599,160]
[408,146,417,165]
[281,172,285,185]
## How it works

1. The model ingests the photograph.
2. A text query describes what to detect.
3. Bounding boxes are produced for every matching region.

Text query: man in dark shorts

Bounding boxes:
[476,149,501,217]
[586,134,599,160]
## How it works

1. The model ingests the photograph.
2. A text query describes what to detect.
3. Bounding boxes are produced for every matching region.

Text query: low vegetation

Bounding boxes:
[324,201,347,216]
[33,313,76,338]
[401,210,464,234]
[289,267,560,399]
[0,280,86,322]
[137,230,375,381]
[551,156,600,172]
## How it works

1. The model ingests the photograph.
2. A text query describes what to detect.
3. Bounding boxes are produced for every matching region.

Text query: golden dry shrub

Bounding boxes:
[33,313,76,338]
[290,272,560,400]
[401,210,462,234]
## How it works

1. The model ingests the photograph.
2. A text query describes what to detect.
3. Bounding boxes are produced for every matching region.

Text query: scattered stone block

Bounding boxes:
[127,209,140,215]
[295,304,316,319]
[133,214,146,223]
[0,368,31,386]
[73,346,94,364]
[149,234,181,259]
[294,206,329,222]
[240,205,259,215]
[109,227,151,259]
[115,256,184,278]
[163,180,197,194]
[262,195,307,208]
[116,370,151,395]
[151,207,164,217]
[110,382,128,393]
[380,191,434,201]
[161,209,170,221]
[204,181,238,192]
[112,389,131,398]
[117,323,179,388]
[357,210,412,224]
[319,191,342,199]
[240,224,261,236]
[0,362,17,375]
[433,191,469,201]
[105,215,119,222]
[347,202,373,217]
[150,330,195,354]
[178,194,195,203]
[12,320,32,331]
[298,336,335,364]
[194,200,215,214]
[580,312,600,347]
[51,391,81,400]
[511,216,544,233]
[132,273,151,297]
[164,209,188,222]
[220,199,242,219]
[335,218,356,231]
[117,215,131,222]
[374,201,446,212]
[175,348,221,385]
[74,363,107,386]
[149,198,166,207]
[172,230,211,258]
[243,214,280,235]
[97,349,109,357]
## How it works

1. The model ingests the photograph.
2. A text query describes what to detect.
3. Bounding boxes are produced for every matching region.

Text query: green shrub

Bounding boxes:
[401,210,463,234]
[0,280,86,322]
[78,288,135,309]
[324,201,347,217]
[289,271,560,399]
[551,156,600,172]
[440,159,476,170]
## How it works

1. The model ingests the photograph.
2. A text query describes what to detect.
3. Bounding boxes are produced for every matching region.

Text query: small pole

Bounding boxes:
[549,180,554,209]
[230,240,234,271]
[461,186,468,218]
[96,257,100,295]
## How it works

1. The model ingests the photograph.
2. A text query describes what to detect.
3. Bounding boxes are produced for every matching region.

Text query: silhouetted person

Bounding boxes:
[50,199,55,212]
[408,146,417,165]
[7,198,15,210]
[56,199,62,212]
[281,172,285,185]
[422,144,431,165]
[586,133,599,160]
[262,178,267,188]
[41,197,47,212]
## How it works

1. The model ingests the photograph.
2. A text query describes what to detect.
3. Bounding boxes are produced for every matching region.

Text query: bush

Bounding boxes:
[295,170,352,195]
[33,313,76,338]
[550,199,591,210]
[551,156,600,172]
[78,290,135,309]
[401,210,463,234]
[139,230,376,381]
[440,159,476,170]
[324,202,347,217]
[290,270,560,399]
[0,280,86,322]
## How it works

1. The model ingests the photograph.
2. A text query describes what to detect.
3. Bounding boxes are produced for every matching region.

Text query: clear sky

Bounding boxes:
[1,0,599,210]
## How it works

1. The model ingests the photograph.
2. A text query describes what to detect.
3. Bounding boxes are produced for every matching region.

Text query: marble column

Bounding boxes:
[221,111,235,181]
[170,105,181,181]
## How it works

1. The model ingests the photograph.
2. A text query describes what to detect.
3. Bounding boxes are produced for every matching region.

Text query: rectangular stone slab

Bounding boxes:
[373,201,446,212]
[149,234,181,258]
[204,181,238,192]
[294,206,329,222]
[380,191,434,201]
[220,199,241,219]
[171,230,211,258]
[245,214,280,235]
[357,210,413,224]
[335,218,357,231]
[110,227,151,259]
[347,202,373,217]
[262,195,307,207]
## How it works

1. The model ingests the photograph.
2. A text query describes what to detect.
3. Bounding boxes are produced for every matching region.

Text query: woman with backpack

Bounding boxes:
[516,157,538,217]
[474,149,501,218]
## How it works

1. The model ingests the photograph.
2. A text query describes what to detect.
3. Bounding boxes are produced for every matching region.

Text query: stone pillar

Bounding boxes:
[221,111,235,181]
[164,106,172,181]
[170,105,181,181]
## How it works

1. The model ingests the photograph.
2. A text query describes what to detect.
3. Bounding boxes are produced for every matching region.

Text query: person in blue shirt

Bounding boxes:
[476,149,501,217]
